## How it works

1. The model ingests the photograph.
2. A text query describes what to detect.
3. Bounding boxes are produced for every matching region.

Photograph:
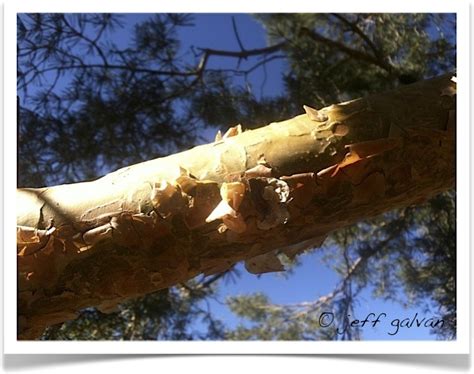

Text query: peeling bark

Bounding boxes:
[17,73,456,339]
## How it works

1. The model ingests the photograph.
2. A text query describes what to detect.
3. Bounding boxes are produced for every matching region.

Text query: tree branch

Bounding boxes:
[300,26,394,75]
[331,13,386,64]
[18,41,287,93]
[198,41,286,60]
[17,73,455,339]
[232,16,246,52]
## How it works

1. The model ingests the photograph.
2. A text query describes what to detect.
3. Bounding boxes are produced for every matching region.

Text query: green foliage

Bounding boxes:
[41,283,226,340]
[190,72,296,131]
[18,13,197,186]
[220,13,456,341]
[226,192,456,340]
[17,13,456,341]
[225,293,327,340]
[255,13,455,107]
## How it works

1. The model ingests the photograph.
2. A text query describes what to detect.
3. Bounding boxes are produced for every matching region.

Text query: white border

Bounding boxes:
[3,0,471,355]
[5,0,474,13]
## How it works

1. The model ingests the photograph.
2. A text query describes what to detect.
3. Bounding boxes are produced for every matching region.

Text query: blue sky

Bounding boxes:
[19,13,450,340]
[203,252,442,340]
[95,13,286,100]
[171,14,444,340]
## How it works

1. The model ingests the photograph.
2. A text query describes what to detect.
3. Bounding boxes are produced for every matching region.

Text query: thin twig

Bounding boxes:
[331,13,384,64]
[231,16,246,52]
[300,26,394,75]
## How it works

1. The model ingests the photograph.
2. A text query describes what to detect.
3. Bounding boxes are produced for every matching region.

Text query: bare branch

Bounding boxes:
[206,54,286,77]
[232,16,246,52]
[198,41,286,60]
[300,26,394,75]
[331,13,385,64]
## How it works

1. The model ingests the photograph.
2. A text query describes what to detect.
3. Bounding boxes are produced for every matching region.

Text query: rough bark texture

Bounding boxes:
[17,73,456,339]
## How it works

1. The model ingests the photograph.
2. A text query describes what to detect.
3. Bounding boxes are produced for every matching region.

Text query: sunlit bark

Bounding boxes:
[17,73,456,339]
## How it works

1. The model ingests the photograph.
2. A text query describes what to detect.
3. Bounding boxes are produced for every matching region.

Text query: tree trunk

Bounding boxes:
[17,73,456,339]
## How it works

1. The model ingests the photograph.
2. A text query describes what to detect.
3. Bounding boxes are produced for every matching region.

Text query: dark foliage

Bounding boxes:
[17,13,456,340]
